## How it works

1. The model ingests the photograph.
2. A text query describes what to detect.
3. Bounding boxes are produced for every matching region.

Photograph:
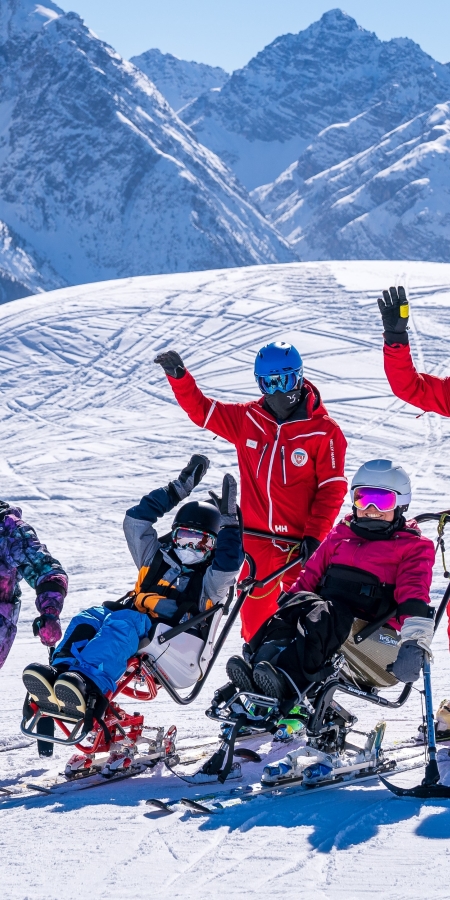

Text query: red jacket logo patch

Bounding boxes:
[291,448,308,467]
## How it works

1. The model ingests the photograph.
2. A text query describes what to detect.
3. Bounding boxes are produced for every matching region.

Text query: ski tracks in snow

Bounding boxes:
[1,261,450,898]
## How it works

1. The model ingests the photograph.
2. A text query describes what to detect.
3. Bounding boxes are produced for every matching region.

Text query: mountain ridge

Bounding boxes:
[131,48,228,113]
[180,9,450,190]
[255,101,450,262]
[0,0,294,296]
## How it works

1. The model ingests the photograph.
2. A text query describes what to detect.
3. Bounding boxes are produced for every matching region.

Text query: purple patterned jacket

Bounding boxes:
[0,502,68,668]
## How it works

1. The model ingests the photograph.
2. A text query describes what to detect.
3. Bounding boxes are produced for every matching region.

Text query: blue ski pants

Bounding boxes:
[53,606,151,695]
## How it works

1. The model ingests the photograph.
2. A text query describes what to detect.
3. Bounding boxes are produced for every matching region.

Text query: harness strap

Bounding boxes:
[321,574,395,603]
[84,694,111,744]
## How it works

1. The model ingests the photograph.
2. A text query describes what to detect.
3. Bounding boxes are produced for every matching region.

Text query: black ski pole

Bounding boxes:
[36,646,55,757]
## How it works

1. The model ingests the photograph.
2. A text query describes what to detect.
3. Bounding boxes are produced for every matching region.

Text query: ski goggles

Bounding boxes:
[172,527,216,555]
[257,370,302,395]
[353,486,398,512]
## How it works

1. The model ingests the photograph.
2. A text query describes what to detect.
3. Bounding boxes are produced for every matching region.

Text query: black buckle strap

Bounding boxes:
[354,599,433,645]
[84,694,111,743]
[200,714,247,784]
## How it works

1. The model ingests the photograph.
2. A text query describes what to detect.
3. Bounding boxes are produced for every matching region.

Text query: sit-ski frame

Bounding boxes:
[20,546,302,752]
[208,513,450,752]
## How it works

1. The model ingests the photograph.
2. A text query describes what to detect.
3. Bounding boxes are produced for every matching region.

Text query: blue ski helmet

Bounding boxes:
[254,342,304,395]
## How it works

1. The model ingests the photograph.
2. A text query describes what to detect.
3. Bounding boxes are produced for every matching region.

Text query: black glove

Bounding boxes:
[300,536,320,564]
[154,350,186,379]
[387,640,424,683]
[170,454,210,501]
[377,286,409,346]
[219,474,239,527]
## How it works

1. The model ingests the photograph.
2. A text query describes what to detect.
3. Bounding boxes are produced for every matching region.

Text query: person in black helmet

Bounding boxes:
[23,456,244,721]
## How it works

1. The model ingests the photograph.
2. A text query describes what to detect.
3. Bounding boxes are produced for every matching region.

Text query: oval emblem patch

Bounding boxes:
[291,448,308,467]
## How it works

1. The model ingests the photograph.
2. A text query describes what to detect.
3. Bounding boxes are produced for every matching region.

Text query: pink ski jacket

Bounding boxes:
[290,515,435,629]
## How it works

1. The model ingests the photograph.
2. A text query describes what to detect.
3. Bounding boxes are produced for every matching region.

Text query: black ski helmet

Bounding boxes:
[172,500,221,537]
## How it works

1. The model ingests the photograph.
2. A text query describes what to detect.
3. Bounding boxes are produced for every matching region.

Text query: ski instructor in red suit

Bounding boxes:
[378,285,450,647]
[154,342,347,641]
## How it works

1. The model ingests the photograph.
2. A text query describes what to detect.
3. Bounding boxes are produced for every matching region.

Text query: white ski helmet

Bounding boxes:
[350,459,411,510]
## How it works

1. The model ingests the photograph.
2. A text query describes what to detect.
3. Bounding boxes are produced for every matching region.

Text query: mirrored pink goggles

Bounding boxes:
[353,486,397,512]
[172,527,216,554]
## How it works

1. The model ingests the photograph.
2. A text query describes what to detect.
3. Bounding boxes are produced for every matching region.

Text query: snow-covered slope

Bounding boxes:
[255,103,450,261]
[1,261,450,897]
[181,9,450,190]
[0,0,294,294]
[130,48,228,113]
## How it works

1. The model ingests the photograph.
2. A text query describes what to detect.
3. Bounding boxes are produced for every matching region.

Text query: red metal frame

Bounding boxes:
[31,655,160,756]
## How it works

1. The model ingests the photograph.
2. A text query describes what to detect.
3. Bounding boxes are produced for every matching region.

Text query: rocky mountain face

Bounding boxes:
[0,219,63,302]
[182,9,450,191]
[255,103,450,261]
[130,48,228,113]
[0,0,294,297]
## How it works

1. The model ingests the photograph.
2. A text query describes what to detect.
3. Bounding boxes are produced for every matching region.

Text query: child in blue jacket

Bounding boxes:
[22,456,244,727]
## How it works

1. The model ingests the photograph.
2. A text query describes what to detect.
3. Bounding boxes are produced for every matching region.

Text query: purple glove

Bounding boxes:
[33,610,62,647]
[36,585,66,617]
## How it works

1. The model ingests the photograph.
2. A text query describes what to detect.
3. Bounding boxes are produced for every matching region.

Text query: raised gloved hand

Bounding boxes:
[300,535,320,564]
[387,614,434,683]
[219,473,239,528]
[33,611,62,647]
[154,350,186,379]
[170,454,210,500]
[377,286,409,346]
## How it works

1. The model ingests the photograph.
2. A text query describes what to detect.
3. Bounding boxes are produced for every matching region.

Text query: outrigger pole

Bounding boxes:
[381,510,450,799]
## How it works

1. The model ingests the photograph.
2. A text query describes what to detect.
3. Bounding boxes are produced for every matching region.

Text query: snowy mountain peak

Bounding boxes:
[311,8,361,31]
[131,47,228,113]
[0,0,63,45]
[182,9,450,190]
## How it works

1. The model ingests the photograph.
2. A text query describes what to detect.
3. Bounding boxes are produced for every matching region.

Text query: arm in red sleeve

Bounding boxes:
[393,536,434,627]
[303,423,348,542]
[384,343,450,416]
[289,533,334,593]
[166,370,246,444]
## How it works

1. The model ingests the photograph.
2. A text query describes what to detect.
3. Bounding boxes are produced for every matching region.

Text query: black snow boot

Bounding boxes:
[54,672,92,718]
[22,663,60,715]
[253,662,292,702]
[54,672,109,735]
[226,656,256,693]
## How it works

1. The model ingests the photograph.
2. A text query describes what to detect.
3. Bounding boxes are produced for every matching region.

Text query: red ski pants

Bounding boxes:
[240,534,304,642]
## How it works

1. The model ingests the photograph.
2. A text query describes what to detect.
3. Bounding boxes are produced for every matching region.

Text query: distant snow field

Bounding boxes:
[1,261,450,899]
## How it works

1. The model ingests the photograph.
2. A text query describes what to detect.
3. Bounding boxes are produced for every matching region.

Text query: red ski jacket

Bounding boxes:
[166,371,347,543]
[384,343,450,416]
[290,515,434,629]
[384,341,450,644]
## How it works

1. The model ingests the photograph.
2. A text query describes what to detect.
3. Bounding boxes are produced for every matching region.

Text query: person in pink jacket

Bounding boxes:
[226,459,435,701]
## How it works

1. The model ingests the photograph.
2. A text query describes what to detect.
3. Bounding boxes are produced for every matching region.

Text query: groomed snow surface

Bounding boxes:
[1,260,450,899]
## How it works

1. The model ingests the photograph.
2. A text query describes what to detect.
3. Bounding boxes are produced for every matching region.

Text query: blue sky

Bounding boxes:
[67,1,450,71]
